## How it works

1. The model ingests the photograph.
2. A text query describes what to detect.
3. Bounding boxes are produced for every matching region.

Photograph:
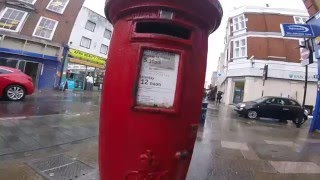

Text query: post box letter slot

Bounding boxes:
[135,22,191,40]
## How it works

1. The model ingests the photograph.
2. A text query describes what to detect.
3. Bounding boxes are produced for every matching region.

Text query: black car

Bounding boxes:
[234,96,309,127]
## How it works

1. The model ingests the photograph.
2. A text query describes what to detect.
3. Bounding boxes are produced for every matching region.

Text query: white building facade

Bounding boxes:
[67,6,113,70]
[217,6,318,106]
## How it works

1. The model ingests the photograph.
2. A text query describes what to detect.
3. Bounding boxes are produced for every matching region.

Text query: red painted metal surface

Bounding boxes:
[99,0,223,179]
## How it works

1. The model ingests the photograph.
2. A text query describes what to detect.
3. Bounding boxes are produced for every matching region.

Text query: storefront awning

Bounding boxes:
[68,49,106,69]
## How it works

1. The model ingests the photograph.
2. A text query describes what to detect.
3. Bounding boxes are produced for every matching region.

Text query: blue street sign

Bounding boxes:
[280,24,315,38]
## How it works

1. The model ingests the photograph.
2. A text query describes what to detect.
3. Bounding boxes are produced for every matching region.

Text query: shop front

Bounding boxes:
[60,49,106,91]
[0,50,60,89]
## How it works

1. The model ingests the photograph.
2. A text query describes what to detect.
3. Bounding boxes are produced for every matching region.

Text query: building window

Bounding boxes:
[80,37,91,49]
[233,38,247,58]
[233,14,246,31]
[294,16,308,24]
[85,21,96,32]
[33,17,59,40]
[47,0,70,14]
[100,44,108,55]
[104,29,112,39]
[0,8,28,32]
[19,0,37,4]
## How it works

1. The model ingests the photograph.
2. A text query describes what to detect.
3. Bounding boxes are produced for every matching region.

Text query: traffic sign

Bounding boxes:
[280,24,315,38]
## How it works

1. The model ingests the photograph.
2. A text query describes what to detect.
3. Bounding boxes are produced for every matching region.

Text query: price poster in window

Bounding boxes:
[136,50,180,108]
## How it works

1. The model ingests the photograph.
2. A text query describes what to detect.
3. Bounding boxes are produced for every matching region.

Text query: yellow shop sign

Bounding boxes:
[68,49,106,68]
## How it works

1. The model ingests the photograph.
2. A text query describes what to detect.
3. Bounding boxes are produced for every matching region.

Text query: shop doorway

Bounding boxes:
[233,81,245,104]
[0,58,42,88]
[24,62,41,88]
[17,61,42,88]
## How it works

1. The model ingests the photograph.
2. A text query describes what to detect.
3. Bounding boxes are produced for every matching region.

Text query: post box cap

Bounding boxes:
[105,0,223,33]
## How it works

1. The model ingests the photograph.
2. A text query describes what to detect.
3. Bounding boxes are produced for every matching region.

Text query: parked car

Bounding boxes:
[234,96,309,127]
[0,66,34,101]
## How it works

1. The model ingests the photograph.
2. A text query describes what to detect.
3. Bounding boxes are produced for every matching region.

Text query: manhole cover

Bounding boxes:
[28,154,94,180]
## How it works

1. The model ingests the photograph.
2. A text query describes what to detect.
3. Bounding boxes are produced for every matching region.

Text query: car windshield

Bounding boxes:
[254,97,269,103]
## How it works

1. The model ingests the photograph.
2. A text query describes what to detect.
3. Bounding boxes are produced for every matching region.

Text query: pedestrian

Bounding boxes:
[203,88,207,99]
[216,91,224,105]
[86,73,94,91]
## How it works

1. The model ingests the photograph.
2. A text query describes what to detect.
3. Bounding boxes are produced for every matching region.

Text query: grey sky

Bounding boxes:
[84,0,307,82]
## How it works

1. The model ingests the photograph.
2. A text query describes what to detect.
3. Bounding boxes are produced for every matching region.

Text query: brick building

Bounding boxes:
[303,0,320,16]
[0,0,84,89]
[217,6,318,105]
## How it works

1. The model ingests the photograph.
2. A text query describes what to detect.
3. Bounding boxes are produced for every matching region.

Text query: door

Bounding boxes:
[24,62,41,88]
[233,81,245,104]
[0,68,12,96]
[285,99,303,121]
[259,98,284,119]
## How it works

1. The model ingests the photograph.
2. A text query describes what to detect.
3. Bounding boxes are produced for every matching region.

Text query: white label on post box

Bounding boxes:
[137,50,180,108]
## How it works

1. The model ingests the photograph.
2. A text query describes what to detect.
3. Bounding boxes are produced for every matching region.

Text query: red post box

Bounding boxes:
[100,0,223,179]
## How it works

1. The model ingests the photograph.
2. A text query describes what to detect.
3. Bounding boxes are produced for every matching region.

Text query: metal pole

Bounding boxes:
[302,65,308,107]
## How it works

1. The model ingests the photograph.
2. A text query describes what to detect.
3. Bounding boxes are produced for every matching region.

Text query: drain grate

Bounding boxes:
[28,154,94,180]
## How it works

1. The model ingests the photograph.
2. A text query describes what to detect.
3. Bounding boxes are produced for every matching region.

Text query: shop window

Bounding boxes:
[100,44,108,55]
[47,0,70,14]
[294,16,308,24]
[0,7,28,32]
[85,21,96,32]
[80,36,91,49]
[232,14,246,32]
[233,38,247,59]
[19,0,37,4]
[33,17,58,40]
[104,29,112,39]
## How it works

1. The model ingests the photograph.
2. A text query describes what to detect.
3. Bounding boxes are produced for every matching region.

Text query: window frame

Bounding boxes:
[232,14,246,32]
[85,20,96,32]
[80,36,91,49]
[0,7,28,32]
[103,29,112,39]
[232,38,247,59]
[46,0,70,14]
[100,44,109,55]
[18,0,37,4]
[32,16,59,40]
[293,16,308,24]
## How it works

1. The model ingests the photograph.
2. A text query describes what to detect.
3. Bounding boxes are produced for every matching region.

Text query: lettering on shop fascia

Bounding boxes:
[68,49,106,66]
[288,74,317,80]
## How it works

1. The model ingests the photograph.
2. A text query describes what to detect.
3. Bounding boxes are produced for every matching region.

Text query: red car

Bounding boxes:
[0,66,34,101]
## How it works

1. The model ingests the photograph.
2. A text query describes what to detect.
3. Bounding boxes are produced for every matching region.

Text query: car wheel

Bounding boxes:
[293,117,305,128]
[247,110,258,119]
[5,85,26,101]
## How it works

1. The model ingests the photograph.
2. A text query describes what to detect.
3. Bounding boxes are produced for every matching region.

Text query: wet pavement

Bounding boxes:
[0,90,320,179]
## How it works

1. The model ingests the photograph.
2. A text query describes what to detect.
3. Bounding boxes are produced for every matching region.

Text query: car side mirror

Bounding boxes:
[265,101,271,105]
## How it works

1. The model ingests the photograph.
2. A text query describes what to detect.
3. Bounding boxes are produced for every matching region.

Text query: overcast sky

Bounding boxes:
[84,0,307,83]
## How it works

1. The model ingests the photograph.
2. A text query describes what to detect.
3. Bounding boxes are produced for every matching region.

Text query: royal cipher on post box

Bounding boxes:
[99,0,223,179]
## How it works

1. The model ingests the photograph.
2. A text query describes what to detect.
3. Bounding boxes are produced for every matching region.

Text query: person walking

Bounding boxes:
[216,91,224,105]
[86,73,94,91]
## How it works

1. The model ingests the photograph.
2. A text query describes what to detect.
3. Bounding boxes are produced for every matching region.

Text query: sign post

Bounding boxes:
[280,24,315,38]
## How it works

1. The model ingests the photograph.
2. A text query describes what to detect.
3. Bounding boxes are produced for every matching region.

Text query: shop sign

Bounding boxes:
[288,74,317,80]
[69,58,105,69]
[68,49,106,68]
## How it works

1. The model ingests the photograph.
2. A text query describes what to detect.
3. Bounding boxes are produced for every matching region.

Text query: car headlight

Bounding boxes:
[304,109,309,116]
[240,104,246,108]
